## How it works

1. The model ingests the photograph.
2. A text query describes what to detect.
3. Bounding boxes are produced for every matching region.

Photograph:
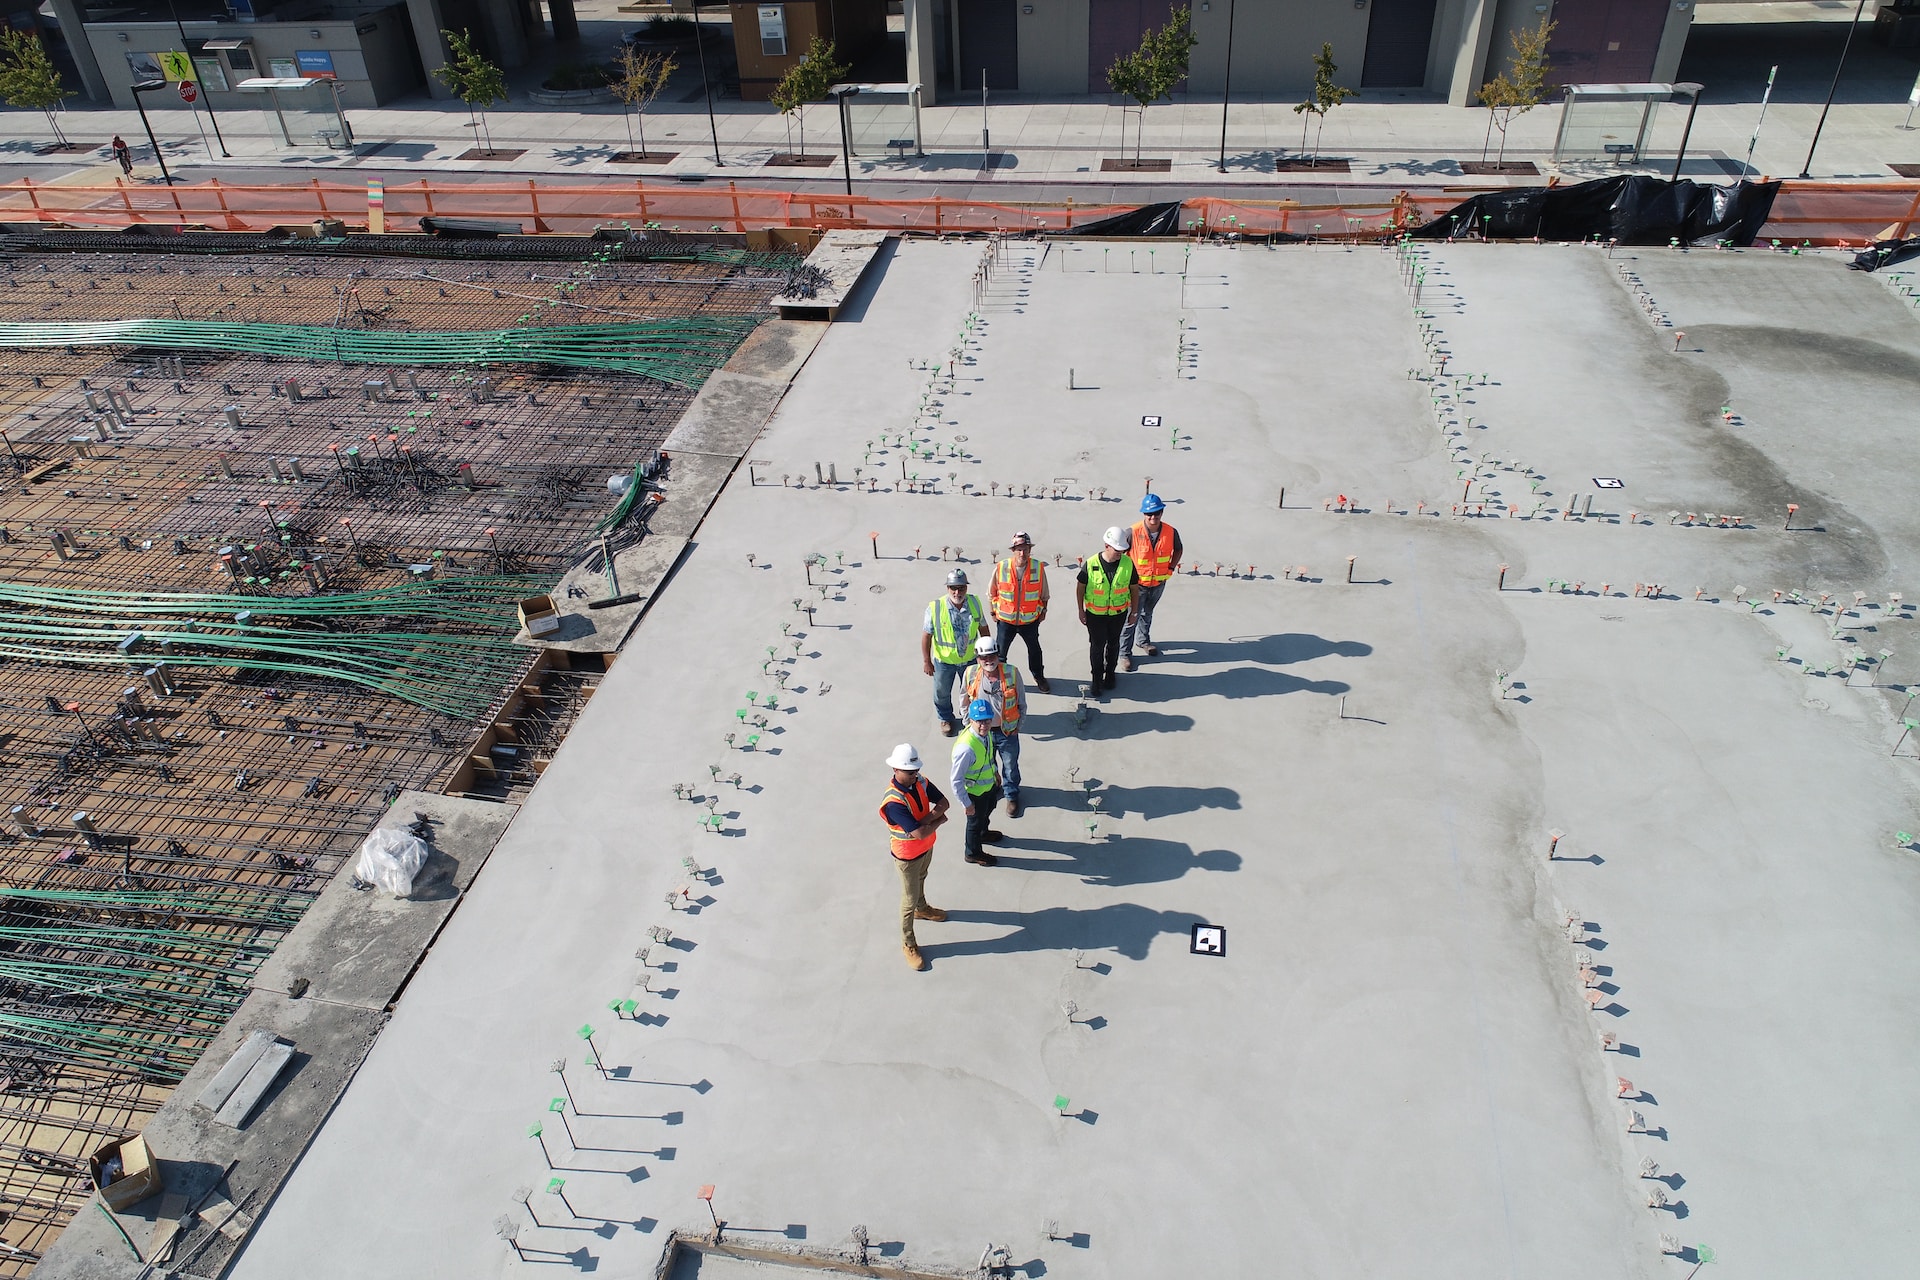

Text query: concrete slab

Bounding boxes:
[250,791,519,1010]
[773,230,890,319]
[219,238,1920,1280]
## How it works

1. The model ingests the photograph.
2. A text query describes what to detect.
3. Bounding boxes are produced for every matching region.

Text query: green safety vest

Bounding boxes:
[955,726,996,796]
[928,593,986,665]
[1084,556,1134,614]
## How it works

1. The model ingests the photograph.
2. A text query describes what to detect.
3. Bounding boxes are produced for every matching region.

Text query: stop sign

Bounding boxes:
[178,79,197,103]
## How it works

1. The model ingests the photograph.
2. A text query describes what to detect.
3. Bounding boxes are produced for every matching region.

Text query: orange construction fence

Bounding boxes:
[0,177,1914,245]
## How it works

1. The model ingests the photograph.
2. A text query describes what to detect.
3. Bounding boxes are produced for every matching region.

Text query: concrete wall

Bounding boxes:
[1476,0,1547,103]
[1650,0,1693,84]
[1186,0,1372,97]
[82,9,419,111]
[1015,0,1089,95]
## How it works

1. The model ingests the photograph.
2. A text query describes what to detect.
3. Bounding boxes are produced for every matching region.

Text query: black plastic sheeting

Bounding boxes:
[1849,237,1920,273]
[1411,176,1781,247]
[1054,201,1186,237]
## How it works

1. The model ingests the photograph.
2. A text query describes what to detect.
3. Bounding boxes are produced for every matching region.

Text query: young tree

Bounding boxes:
[1105,4,1198,165]
[613,47,677,158]
[434,29,509,154]
[1292,43,1353,167]
[1479,18,1555,167]
[770,35,848,158]
[0,29,70,149]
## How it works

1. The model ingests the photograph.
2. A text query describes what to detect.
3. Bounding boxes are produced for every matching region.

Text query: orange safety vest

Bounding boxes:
[963,662,1021,730]
[1130,520,1177,585]
[879,777,937,860]
[991,557,1047,623]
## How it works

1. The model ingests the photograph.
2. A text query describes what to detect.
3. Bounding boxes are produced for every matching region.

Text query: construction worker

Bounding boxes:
[950,698,1004,865]
[959,634,1025,818]
[879,743,950,971]
[989,531,1051,694]
[921,567,986,737]
[1076,527,1139,693]
[1121,493,1182,670]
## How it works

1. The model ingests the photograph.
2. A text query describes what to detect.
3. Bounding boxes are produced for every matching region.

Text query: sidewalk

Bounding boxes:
[6,86,1920,194]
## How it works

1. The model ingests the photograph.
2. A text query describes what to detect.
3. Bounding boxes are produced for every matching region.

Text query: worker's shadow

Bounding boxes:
[1022,707,1197,740]
[994,837,1240,888]
[924,904,1198,962]
[1016,785,1238,820]
[1124,667,1349,702]
[1151,634,1372,666]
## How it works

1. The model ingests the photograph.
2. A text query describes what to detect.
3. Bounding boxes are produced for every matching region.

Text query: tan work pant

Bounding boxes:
[897,851,931,947]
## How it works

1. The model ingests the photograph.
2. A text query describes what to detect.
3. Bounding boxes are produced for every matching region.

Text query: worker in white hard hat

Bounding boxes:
[1076,527,1140,693]
[958,632,1027,818]
[879,742,950,971]
[921,566,987,737]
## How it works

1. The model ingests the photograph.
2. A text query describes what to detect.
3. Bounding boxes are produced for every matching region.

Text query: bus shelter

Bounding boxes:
[235,77,354,151]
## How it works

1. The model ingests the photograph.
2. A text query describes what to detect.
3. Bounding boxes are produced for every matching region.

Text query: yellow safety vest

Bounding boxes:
[954,727,996,796]
[928,594,986,665]
[1084,556,1134,614]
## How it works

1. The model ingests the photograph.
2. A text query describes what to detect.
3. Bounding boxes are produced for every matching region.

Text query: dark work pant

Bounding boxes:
[995,618,1045,682]
[1086,613,1126,687]
[964,781,1001,858]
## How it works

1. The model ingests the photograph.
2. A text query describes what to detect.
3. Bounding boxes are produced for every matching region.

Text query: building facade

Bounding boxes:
[903,0,1694,106]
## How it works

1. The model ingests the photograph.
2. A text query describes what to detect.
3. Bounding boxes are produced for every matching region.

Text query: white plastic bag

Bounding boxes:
[354,828,430,897]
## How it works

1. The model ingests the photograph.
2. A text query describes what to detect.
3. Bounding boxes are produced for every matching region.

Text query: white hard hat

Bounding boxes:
[974,634,999,657]
[886,743,923,771]
[1103,526,1130,551]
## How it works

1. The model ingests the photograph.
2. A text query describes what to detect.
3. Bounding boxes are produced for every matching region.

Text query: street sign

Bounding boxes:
[178,80,197,104]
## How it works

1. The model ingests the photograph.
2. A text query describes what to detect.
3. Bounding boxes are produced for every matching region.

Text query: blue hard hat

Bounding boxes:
[967,698,995,722]
[1140,493,1165,514]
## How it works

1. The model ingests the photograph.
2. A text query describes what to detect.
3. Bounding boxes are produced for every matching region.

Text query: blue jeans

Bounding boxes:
[992,728,1021,804]
[931,659,965,725]
[1121,582,1167,655]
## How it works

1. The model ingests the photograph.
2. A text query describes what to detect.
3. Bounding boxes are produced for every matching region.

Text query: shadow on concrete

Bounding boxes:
[1023,708,1197,739]
[926,904,1196,961]
[1016,784,1238,820]
[994,836,1240,888]
[825,236,899,324]
[1119,667,1350,702]
[1152,633,1372,665]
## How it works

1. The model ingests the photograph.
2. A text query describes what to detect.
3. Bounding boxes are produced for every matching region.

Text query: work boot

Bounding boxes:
[1101,675,1117,691]
[1121,657,1136,672]
[1005,798,1022,819]
[913,905,948,922]
[1143,645,1160,657]
[903,943,927,970]
[965,851,998,866]
[1035,677,1052,694]
[939,720,958,737]
[982,830,1004,844]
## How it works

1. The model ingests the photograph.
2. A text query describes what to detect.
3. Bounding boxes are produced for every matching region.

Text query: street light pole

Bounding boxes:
[162,0,229,156]
[129,81,175,185]
[1799,0,1868,179]
[1668,82,1703,183]
[691,0,723,166]
[835,85,857,197]
[1217,0,1237,174]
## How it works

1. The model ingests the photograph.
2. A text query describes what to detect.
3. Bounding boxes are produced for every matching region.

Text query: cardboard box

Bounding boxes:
[517,593,561,637]
[90,1133,162,1211]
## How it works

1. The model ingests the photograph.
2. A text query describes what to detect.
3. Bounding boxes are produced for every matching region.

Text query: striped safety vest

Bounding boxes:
[1130,521,1177,585]
[991,557,1047,623]
[1083,556,1134,614]
[963,662,1021,730]
[879,776,938,860]
[927,593,986,665]
[953,727,996,796]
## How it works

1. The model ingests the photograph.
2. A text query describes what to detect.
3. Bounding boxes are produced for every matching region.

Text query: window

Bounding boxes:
[758,5,786,57]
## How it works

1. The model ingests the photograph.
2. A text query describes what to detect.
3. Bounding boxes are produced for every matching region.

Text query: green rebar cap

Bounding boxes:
[576,1024,595,1040]
[526,1122,543,1138]
[1053,1095,1070,1111]
[546,1177,565,1194]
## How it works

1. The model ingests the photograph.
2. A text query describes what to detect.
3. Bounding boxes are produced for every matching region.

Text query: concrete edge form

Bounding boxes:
[518,318,833,653]
[31,792,520,1280]
[772,231,891,320]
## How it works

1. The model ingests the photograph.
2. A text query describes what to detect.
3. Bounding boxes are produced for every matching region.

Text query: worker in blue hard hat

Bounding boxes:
[949,697,1005,866]
[1121,492,1182,671]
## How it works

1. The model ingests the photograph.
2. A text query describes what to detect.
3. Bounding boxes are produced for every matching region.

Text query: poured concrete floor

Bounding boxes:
[227,238,1920,1279]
